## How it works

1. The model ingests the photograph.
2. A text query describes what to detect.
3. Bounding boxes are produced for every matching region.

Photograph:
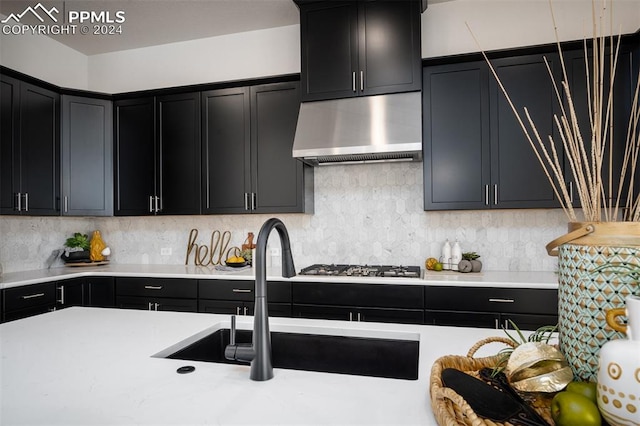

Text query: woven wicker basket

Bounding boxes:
[429,337,555,426]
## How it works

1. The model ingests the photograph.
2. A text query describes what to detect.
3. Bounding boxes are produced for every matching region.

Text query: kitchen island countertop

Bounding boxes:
[0,307,510,425]
[0,263,558,289]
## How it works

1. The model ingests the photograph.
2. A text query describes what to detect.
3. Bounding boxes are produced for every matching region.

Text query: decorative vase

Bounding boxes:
[90,230,107,262]
[547,221,640,381]
[597,295,640,426]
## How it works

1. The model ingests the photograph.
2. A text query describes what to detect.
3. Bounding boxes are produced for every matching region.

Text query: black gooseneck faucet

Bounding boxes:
[224,218,296,381]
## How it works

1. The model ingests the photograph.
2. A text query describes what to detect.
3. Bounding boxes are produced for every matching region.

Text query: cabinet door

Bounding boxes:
[0,75,20,214]
[56,278,85,308]
[19,82,60,215]
[157,92,201,215]
[113,97,156,216]
[201,87,251,214]
[251,82,308,213]
[500,313,558,331]
[423,62,491,210]
[489,54,562,208]
[61,95,113,216]
[116,296,197,312]
[564,46,638,206]
[86,276,115,308]
[358,0,422,96]
[3,282,56,321]
[300,1,359,101]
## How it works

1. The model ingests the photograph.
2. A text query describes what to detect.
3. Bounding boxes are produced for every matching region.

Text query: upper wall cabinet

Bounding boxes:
[1,75,60,216]
[201,81,312,214]
[298,0,422,102]
[423,53,563,210]
[61,95,113,216]
[114,93,201,216]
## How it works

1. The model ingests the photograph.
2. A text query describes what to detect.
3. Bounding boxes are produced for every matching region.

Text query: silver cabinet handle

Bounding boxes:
[155,196,161,213]
[144,285,163,290]
[489,298,515,303]
[244,193,249,211]
[352,72,356,92]
[495,318,499,329]
[251,193,256,210]
[22,292,45,300]
[484,185,489,206]
[149,196,154,213]
[360,70,364,92]
[349,312,353,321]
[232,289,252,293]
[16,192,22,211]
[23,193,28,211]
[504,319,510,330]
[236,306,241,315]
[57,285,65,304]
[357,312,362,322]
[493,184,498,205]
[148,302,153,310]
[569,181,574,203]
[64,196,69,213]
[154,303,160,311]
[243,306,248,316]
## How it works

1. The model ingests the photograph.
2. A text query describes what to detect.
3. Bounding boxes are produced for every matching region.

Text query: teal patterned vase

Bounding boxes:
[554,222,640,382]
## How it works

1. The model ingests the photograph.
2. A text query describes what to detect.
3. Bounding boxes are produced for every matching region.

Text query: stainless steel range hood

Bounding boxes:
[292,92,422,166]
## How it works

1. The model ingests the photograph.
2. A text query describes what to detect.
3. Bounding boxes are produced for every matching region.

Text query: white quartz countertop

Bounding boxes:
[0,264,558,289]
[0,307,510,425]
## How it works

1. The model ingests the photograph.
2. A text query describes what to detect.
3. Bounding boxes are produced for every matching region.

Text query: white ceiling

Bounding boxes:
[0,0,301,55]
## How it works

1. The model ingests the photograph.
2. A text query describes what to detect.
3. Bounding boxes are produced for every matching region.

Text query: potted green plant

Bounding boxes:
[62,232,91,263]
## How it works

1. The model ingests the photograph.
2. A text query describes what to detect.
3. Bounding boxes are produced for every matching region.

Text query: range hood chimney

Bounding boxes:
[292,91,423,166]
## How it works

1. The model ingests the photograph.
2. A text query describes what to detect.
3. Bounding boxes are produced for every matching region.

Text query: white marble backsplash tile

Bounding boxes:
[0,162,567,274]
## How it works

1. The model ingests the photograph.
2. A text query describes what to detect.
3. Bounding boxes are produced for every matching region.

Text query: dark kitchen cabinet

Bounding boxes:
[56,276,115,309]
[423,62,491,210]
[157,92,201,215]
[198,280,291,317]
[563,43,639,205]
[292,282,424,324]
[115,277,197,312]
[423,286,558,330]
[489,54,563,208]
[298,0,422,101]
[2,282,56,322]
[0,76,60,215]
[114,92,201,216]
[201,81,312,214]
[113,97,156,216]
[61,95,113,216]
[423,53,563,210]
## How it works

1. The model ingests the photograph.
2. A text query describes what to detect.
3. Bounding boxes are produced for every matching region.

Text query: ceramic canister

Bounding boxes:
[597,295,640,426]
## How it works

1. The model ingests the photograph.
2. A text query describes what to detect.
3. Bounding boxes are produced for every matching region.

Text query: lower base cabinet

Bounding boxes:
[2,282,57,322]
[198,280,292,317]
[115,277,197,313]
[424,286,558,331]
[293,304,424,324]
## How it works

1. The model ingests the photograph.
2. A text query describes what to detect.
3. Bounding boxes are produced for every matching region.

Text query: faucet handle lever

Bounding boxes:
[224,315,255,363]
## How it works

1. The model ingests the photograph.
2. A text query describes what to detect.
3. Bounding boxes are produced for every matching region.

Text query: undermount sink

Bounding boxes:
[155,326,420,380]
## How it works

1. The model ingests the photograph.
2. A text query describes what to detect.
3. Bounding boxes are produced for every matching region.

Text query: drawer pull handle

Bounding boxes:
[489,298,515,303]
[22,293,45,300]
[144,285,163,290]
[232,289,252,293]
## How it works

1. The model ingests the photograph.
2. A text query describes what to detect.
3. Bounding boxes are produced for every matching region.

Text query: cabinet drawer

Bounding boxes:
[293,282,424,309]
[116,296,197,312]
[115,277,197,298]
[198,280,291,303]
[4,282,56,312]
[424,286,557,315]
[293,304,424,325]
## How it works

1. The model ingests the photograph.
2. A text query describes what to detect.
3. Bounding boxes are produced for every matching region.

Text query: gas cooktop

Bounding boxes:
[299,264,421,278]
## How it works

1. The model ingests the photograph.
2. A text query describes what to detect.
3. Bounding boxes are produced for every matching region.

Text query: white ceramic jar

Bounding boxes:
[596,295,640,426]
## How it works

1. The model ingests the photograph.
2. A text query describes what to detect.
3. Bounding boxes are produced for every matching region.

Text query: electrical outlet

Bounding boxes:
[160,247,172,256]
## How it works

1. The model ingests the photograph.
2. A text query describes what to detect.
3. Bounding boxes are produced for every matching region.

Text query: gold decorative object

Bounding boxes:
[505,342,574,393]
[185,229,232,266]
[89,230,107,262]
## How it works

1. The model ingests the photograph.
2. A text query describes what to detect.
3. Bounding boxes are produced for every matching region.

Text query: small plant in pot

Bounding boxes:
[62,232,91,263]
